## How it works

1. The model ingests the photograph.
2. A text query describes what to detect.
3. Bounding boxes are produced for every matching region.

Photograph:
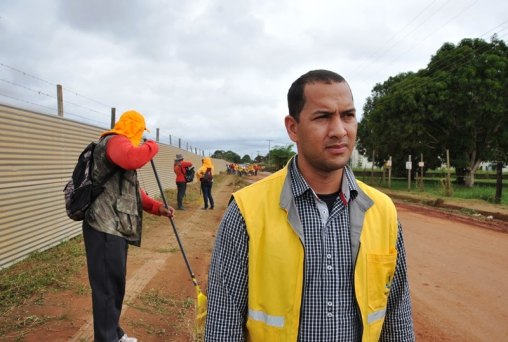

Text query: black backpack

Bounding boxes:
[184,166,195,183]
[203,168,213,182]
[63,141,117,221]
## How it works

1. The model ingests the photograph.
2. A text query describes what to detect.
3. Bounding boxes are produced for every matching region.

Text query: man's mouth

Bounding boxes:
[326,143,348,154]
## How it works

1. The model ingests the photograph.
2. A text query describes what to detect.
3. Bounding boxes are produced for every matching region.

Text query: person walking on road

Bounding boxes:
[173,153,193,210]
[205,70,415,341]
[82,110,175,342]
[197,157,214,210]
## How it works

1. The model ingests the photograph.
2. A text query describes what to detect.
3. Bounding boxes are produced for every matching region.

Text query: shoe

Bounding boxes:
[201,207,208,210]
[209,207,214,210]
[177,207,184,210]
[119,334,138,342]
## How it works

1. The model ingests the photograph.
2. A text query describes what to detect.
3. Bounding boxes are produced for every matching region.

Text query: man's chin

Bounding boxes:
[320,160,349,173]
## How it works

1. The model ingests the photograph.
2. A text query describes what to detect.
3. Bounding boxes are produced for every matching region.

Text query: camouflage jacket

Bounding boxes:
[84,135,143,246]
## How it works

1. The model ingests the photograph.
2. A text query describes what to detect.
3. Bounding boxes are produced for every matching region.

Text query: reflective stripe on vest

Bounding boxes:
[368,308,387,323]
[249,309,285,328]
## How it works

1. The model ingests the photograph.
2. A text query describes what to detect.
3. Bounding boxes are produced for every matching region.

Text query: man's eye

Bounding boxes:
[314,113,329,120]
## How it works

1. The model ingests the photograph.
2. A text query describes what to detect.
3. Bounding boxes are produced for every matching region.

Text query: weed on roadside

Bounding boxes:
[0,314,57,340]
[0,237,85,316]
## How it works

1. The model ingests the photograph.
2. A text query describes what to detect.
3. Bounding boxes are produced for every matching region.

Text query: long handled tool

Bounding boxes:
[149,159,207,327]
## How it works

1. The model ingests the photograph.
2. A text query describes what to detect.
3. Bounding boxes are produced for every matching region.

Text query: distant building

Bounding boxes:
[350,147,372,169]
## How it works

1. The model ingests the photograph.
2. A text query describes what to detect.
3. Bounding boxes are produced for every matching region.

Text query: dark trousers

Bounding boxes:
[83,223,128,342]
[176,181,187,209]
[201,181,214,209]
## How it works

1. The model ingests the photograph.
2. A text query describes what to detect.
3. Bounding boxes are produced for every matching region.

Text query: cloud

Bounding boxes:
[1,0,507,157]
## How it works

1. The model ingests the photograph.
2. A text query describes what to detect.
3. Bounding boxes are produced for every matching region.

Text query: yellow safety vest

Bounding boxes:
[233,166,398,341]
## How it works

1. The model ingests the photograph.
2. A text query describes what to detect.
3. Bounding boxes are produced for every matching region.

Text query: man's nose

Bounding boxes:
[329,115,347,138]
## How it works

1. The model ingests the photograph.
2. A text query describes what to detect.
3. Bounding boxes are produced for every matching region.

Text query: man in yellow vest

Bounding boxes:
[205,70,415,341]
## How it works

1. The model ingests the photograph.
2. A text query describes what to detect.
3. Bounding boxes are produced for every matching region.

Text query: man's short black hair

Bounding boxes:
[287,69,347,121]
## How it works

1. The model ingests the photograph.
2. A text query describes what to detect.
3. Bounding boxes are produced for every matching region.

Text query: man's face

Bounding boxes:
[285,81,357,175]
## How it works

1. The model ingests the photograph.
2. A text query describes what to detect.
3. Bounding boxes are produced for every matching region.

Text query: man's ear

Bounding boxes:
[285,115,298,142]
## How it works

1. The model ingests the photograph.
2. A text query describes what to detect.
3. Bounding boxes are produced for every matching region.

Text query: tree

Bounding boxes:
[211,150,241,163]
[359,37,508,186]
[254,154,265,163]
[422,37,508,186]
[241,154,252,164]
[267,145,296,170]
[492,125,508,203]
[358,72,442,177]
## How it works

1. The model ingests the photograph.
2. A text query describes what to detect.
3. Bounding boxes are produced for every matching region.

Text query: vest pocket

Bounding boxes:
[366,252,397,314]
[115,195,139,236]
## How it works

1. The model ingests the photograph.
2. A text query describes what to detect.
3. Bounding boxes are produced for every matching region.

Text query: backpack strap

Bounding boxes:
[93,135,122,197]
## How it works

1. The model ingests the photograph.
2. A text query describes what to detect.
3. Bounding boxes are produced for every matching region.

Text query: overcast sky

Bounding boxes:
[1,0,507,158]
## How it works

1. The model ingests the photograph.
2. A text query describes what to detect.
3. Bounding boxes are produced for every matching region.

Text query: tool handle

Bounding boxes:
[150,159,198,286]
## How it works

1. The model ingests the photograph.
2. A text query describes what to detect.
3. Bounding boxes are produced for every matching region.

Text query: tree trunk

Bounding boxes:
[495,161,503,204]
[465,159,482,187]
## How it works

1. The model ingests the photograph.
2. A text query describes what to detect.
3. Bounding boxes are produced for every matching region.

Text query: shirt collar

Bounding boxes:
[288,156,359,201]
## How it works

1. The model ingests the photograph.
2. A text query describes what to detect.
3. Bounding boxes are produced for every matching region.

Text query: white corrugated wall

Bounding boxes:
[0,104,227,269]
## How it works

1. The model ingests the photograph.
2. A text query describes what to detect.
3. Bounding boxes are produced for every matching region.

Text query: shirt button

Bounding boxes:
[327,312,333,318]
[327,301,333,306]
[326,254,332,259]
[326,265,333,270]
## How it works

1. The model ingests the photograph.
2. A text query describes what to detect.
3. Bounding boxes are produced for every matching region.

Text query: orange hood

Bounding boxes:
[101,110,148,146]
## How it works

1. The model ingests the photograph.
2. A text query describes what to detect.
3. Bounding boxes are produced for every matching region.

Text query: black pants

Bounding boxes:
[201,181,214,209]
[83,223,128,342]
[176,181,187,209]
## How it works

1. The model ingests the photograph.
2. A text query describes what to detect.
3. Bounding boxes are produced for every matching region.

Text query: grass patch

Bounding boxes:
[154,247,180,254]
[358,176,507,205]
[136,288,176,314]
[0,314,57,338]
[0,236,86,315]
[128,318,168,337]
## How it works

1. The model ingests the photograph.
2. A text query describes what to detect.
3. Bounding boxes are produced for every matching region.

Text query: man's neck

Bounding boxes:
[296,159,344,194]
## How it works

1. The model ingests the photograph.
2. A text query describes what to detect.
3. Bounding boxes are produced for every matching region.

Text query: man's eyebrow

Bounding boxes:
[312,107,356,116]
[342,108,356,115]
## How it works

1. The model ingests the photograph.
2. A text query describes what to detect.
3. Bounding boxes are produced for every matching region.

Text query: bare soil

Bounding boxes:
[1,172,507,341]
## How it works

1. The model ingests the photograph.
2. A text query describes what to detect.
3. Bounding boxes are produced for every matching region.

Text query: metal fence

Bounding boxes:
[0,104,227,269]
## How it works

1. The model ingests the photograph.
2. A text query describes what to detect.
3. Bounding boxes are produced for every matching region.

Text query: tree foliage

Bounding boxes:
[211,150,241,163]
[241,154,252,164]
[358,37,508,186]
[268,144,296,170]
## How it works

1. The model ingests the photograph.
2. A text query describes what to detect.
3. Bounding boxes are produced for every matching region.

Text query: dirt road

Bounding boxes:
[399,204,508,341]
[1,173,507,341]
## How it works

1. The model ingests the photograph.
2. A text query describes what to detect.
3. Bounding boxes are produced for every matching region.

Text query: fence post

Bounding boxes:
[370,149,375,184]
[407,154,412,190]
[57,84,64,117]
[419,153,424,191]
[388,156,392,188]
[445,149,452,196]
[495,161,503,204]
[110,107,116,128]
[156,128,160,142]
[169,135,172,146]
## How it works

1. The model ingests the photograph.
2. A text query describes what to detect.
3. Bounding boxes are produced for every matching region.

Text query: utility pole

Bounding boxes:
[267,139,272,166]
